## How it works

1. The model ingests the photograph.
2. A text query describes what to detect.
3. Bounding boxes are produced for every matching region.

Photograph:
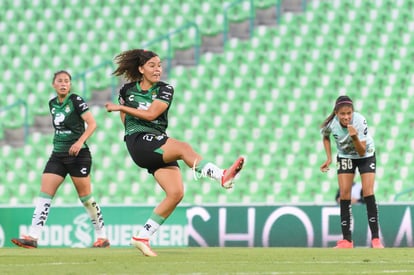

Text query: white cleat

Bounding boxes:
[131,237,157,257]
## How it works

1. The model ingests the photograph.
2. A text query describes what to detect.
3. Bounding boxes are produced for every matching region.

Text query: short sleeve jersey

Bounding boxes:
[118,81,174,136]
[320,112,375,159]
[48,93,90,152]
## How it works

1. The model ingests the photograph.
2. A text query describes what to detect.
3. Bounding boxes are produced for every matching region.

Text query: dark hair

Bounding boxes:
[112,49,158,82]
[52,70,72,82]
[320,95,354,128]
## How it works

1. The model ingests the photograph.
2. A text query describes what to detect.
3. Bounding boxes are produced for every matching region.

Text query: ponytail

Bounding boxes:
[112,49,158,82]
[320,111,335,128]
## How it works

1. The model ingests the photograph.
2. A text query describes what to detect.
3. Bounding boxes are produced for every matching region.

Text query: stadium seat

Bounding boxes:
[0,0,413,205]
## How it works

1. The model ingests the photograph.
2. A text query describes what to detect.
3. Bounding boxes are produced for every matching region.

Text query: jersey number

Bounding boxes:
[143,134,154,142]
[339,158,353,170]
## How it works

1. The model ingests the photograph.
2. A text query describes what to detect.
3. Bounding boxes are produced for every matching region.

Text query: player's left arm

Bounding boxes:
[79,111,97,143]
[69,111,96,156]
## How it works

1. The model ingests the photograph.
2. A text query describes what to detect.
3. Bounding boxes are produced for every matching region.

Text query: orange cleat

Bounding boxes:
[371,238,384,249]
[93,238,110,248]
[11,235,38,249]
[221,157,244,189]
[334,239,354,248]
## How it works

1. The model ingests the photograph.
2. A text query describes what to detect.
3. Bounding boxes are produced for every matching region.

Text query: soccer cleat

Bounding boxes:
[371,238,384,249]
[221,157,245,189]
[92,238,110,248]
[11,235,38,249]
[131,237,157,257]
[334,239,354,248]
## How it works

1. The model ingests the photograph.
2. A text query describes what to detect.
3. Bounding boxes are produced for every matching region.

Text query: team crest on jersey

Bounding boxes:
[65,105,71,113]
[54,112,65,126]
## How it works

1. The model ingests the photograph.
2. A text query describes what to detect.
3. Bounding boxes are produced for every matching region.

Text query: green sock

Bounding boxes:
[137,212,166,238]
[195,159,208,173]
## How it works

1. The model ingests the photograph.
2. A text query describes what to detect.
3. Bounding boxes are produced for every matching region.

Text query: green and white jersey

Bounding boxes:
[118,81,173,136]
[48,93,89,153]
[320,112,375,159]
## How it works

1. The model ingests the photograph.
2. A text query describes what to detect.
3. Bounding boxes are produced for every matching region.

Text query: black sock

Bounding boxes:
[364,195,380,239]
[340,199,352,241]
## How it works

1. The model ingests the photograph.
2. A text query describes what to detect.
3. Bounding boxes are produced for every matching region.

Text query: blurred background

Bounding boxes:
[1,0,413,207]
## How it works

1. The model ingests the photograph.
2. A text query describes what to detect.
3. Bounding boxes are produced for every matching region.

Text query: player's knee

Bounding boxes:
[167,189,184,203]
[178,141,193,154]
[339,191,351,199]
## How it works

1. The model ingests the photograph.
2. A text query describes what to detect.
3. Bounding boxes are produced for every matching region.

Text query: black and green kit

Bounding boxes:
[118,81,174,136]
[48,93,90,153]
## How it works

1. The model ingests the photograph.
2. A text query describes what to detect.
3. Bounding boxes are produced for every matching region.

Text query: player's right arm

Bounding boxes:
[120,111,125,124]
[320,135,332,172]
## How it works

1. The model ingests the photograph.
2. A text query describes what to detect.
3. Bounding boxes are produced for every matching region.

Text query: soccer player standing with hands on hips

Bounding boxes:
[11,70,110,248]
[105,49,244,256]
[320,95,383,249]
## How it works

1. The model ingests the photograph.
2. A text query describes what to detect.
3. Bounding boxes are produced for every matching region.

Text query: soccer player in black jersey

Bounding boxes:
[11,70,109,248]
[105,49,244,256]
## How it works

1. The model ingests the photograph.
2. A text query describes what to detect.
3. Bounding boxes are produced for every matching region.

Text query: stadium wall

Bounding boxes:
[1,204,413,248]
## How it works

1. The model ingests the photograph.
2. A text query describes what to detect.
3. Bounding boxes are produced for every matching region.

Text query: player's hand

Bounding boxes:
[347,124,357,137]
[320,161,330,172]
[69,142,82,156]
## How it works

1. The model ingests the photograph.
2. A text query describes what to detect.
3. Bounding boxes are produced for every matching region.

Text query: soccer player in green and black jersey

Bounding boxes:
[11,70,109,248]
[105,49,244,256]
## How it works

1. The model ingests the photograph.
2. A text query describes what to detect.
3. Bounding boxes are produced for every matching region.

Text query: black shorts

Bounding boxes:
[43,148,92,178]
[125,132,179,174]
[336,154,376,174]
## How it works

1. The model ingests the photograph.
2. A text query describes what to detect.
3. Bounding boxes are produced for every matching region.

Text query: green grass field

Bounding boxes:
[1,247,413,275]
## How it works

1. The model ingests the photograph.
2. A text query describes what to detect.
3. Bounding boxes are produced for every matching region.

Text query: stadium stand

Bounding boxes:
[0,0,413,205]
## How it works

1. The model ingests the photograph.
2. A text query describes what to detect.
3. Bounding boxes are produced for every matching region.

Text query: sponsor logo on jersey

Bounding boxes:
[54,112,65,127]
[79,102,88,112]
[80,167,88,175]
[155,135,165,141]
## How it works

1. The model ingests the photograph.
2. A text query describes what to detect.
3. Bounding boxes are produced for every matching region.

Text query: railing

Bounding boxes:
[142,20,201,73]
[394,187,414,202]
[252,0,309,25]
[0,99,29,143]
[276,0,282,24]
[221,0,309,47]
[72,60,118,101]
[223,0,255,45]
[0,0,309,145]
